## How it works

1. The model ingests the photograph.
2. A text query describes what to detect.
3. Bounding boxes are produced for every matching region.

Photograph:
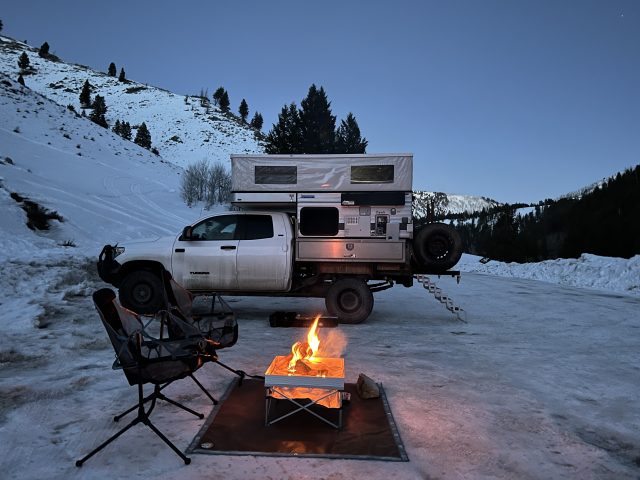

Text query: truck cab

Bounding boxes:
[99,211,295,314]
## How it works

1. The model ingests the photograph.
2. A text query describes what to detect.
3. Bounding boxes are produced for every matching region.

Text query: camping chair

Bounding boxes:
[161,272,257,384]
[76,289,215,467]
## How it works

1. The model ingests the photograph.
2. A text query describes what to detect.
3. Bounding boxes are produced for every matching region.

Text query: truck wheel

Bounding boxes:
[118,270,164,314]
[325,278,374,324]
[414,223,463,272]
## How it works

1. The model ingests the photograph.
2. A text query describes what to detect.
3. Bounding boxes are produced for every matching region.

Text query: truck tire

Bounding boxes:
[325,278,374,324]
[414,223,463,272]
[118,270,164,314]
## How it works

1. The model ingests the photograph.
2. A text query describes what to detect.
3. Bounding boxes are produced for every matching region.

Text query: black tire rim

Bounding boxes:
[427,234,450,260]
[338,289,361,313]
[132,283,152,305]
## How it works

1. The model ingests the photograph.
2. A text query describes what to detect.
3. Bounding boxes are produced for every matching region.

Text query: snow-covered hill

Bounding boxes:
[0,72,210,258]
[0,35,264,169]
[413,190,500,218]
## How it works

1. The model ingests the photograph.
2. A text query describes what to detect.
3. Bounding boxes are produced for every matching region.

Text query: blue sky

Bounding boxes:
[2,0,639,203]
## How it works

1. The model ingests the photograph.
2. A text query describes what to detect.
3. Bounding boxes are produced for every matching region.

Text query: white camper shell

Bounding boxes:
[231,154,414,264]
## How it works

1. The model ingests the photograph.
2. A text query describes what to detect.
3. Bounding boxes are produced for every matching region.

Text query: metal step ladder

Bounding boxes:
[414,274,467,323]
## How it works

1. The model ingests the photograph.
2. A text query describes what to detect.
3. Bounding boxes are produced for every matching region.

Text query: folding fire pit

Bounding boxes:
[264,355,345,429]
[263,316,345,429]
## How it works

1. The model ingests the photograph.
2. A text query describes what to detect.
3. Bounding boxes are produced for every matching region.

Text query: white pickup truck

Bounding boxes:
[98,154,462,323]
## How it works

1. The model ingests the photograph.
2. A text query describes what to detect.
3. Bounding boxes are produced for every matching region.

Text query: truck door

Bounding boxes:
[236,214,289,291]
[171,215,239,291]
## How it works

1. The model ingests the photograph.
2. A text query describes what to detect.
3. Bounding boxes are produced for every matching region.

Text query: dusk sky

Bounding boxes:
[2,1,639,203]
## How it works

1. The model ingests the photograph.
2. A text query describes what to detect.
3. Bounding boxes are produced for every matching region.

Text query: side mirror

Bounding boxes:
[181,226,193,241]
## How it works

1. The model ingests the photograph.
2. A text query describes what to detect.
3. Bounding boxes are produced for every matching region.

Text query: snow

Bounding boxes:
[1,37,640,480]
[459,253,640,297]
[412,191,499,219]
[0,35,264,170]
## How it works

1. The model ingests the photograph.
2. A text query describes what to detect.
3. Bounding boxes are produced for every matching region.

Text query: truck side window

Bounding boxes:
[191,215,238,240]
[299,207,339,236]
[242,215,274,240]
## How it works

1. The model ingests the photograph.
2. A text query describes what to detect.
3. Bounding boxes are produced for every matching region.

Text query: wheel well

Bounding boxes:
[116,261,165,285]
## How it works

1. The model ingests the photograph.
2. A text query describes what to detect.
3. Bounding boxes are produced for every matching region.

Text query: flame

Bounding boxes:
[288,315,320,371]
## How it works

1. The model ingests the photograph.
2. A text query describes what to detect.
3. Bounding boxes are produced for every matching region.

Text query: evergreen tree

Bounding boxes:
[212,87,225,105]
[38,42,50,58]
[118,67,126,82]
[219,91,230,113]
[121,121,132,140]
[0,19,3,33]
[249,112,264,131]
[108,62,117,76]
[90,95,108,128]
[299,84,336,153]
[18,74,25,86]
[113,119,122,135]
[79,80,91,107]
[18,52,30,71]
[134,122,152,149]
[239,98,249,123]
[335,113,368,153]
[265,103,302,154]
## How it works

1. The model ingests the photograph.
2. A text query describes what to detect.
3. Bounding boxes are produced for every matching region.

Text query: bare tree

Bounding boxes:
[181,160,231,208]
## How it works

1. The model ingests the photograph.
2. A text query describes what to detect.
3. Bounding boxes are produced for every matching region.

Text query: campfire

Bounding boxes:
[265,315,345,411]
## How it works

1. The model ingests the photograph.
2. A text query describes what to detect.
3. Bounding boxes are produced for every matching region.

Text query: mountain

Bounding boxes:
[0,35,264,169]
[0,71,202,258]
[412,191,500,219]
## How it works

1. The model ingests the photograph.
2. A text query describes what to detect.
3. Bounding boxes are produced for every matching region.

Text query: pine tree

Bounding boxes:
[90,95,108,128]
[0,19,3,33]
[134,122,152,149]
[118,67,126,82]
[249,112,264,131]
[239,99,249,123]
[18,74,25,86]
[121,121,132,140]
[38,42,50,58]
[335,113,368,153]
[219,91,230,113]
[299,84,336,153]
[79,80,91,107]
[113,119,122,135]
[108,62,117,76]
[18,52,30,71]
[265,103,302,154]
[212,87,225,105]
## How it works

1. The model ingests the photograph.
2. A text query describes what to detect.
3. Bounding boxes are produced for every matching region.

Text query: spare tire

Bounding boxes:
[413,223,462,272]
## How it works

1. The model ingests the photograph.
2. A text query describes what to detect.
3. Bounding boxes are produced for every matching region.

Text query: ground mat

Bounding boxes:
[188,378,408,461]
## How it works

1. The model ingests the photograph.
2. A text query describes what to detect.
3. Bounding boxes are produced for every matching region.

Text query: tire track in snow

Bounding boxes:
[19,178,177,237]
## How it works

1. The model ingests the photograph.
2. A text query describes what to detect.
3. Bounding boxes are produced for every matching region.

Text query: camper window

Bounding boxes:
[255,165,297,184]
[299,207,339,236]
[351,165,394,184]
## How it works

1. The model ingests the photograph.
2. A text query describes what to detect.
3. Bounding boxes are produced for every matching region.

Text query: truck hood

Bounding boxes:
[115,235,177,262]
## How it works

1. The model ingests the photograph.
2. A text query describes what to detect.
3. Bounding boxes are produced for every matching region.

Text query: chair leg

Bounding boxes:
[189,373,218,405]
[114,382,205,421]
[144,418,191,465]
[76,383,191,467]
[76,416,140,467]
[213,359,251,386]
[155,387,204,419]
[113,382,172,422]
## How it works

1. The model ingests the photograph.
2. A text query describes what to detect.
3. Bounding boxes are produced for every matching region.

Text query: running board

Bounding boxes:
[414,274,467,323]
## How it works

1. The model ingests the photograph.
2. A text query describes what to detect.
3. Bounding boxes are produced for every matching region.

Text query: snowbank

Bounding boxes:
[458,253,640,296]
